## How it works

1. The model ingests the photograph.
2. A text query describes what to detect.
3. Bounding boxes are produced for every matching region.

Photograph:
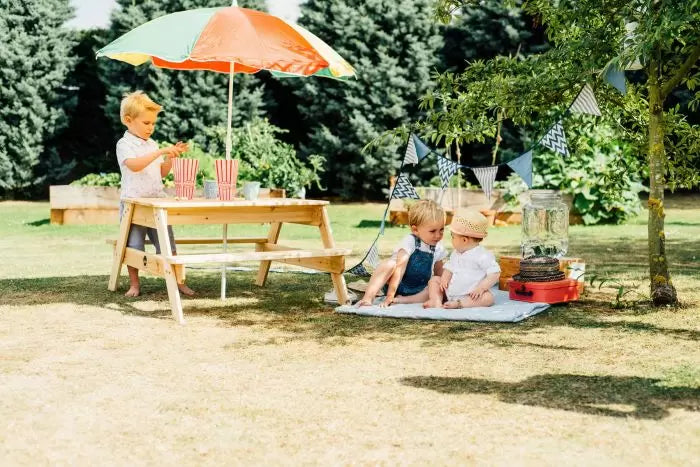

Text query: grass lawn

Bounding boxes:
[1,197,698,464]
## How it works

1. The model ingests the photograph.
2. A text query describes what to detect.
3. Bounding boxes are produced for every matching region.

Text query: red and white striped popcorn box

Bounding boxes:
[173,158,199,199]
[215,159,239,201]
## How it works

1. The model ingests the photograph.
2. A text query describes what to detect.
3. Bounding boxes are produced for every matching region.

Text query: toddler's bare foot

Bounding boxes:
[178,283,196,296]
[423,299,442,309]
[355,298,373,307]
[125,286,140,298]
[443,300,462,309]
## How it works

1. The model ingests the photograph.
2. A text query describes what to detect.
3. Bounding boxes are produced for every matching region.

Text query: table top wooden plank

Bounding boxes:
[124,197,329,208]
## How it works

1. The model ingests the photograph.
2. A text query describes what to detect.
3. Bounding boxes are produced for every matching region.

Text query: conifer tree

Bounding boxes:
[99,0,267,150]
[0,0,77,197]
[294,0,443,198]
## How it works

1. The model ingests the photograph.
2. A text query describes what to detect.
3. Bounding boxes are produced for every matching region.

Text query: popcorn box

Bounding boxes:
[215,159,239,200]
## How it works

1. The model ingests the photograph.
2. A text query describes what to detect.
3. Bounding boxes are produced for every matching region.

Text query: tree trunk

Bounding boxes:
[647,59,677,305]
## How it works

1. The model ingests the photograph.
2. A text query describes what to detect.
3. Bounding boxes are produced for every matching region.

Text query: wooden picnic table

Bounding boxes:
[108,198,351,324]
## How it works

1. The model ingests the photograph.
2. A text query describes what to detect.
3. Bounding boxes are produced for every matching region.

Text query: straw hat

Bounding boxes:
[449,209,489,238]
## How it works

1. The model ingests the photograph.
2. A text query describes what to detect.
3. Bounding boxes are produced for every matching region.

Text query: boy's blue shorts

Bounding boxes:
[119,202,176,255]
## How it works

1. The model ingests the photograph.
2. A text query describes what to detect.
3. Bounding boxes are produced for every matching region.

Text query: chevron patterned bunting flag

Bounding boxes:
[437,156,460,189]
[506,150,533,188]
[471,166,499,200]
[365,242,380,268]
[346,262,371,277]
[604,66,626,95]
[403,135,418,165]
[540,121,570,157]
[570,84,601,116]
[392,174,420,199]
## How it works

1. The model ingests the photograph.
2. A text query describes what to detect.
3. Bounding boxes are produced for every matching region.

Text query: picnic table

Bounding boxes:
[108,198,351,324]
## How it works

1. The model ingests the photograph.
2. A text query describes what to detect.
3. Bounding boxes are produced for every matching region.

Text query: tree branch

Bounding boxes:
[661,42,700,99]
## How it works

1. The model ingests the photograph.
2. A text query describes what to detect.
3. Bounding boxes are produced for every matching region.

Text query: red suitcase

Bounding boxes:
[508,278,580,304]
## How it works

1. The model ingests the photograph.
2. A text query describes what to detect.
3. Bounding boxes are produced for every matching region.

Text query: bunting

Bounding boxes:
[412,134,432,162]
[437,156,460,189]
[345,80,612,276]
[471,166,498,200]
[392,174,420,199]
[570,84,601,116]
[346,262,371,277]
[539,121,569,157]
[403,135,418,165]
[604,66,626,95]
[506,150,533,188]
[365,242,380,268]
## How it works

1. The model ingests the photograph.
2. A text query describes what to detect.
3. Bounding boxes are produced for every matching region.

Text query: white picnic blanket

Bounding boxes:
[335,289,550,322]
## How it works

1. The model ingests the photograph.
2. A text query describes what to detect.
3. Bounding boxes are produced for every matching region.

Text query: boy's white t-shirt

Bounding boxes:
[444,245,501,299]
[391,234,448,269]
[116,131,166,200]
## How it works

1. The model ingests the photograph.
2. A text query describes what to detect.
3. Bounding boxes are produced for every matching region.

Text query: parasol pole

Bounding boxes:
[221,61,234,300]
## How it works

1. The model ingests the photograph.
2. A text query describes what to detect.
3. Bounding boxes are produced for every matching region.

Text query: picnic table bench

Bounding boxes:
[108,198,351,324]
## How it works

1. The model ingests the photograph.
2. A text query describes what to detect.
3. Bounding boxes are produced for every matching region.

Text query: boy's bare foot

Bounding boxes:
[125,286,140,297]
[443,300,462,309]
[423,299,442,309]
[178,283,196,296]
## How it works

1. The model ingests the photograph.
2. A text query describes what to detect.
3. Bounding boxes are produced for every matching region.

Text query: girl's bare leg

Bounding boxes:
[125,266,140,297]
[389,287,430,305]
[355,260,396,307]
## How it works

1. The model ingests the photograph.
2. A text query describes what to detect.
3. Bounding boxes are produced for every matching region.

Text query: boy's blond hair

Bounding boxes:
[120,90,162,124]
[408,199,445,227]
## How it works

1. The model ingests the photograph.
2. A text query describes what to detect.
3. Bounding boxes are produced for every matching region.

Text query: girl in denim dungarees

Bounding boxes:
[356,200,447,307]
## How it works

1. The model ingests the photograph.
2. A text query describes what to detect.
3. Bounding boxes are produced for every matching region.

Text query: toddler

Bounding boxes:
[356,200,447,307]
[423,210,500,309]
[117,90,193,298]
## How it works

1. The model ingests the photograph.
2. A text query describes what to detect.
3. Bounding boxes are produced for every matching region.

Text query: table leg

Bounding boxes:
[154,208,185,325]
[255,222,282,286]
[108,202,133,291]
[318,206,349,305]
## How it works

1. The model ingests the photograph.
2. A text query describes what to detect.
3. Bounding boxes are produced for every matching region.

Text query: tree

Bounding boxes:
[0,0,77,198]
[427,0,700,305]
[47,28,115,183]
[99,0,267,152]
[294,0,444,199]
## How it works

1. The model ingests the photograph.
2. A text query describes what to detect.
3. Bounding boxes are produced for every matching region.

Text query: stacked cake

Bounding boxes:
[512,255,564,282]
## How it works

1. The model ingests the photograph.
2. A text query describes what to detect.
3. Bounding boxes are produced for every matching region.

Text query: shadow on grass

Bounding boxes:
[26,218,50,227]
[356,220,399,229]
[0,272,698,344]
[401,373,700,419]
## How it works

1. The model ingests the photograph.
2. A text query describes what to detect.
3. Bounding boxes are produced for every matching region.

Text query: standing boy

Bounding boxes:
[117,90,194,298]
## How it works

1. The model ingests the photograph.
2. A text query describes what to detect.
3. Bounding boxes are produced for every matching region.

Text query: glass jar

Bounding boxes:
[521,190,569,258]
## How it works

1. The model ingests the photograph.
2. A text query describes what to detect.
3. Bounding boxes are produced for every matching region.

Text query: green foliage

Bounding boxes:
[294,0,444,199]
[49,28,116,183]
[207,119,327,196]
[70,172,121,187]
[99,0,268,149]
[528,120,647,225]
[0,0,77,198]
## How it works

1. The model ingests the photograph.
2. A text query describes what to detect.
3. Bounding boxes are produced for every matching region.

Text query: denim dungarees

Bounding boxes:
[389,235,435,296]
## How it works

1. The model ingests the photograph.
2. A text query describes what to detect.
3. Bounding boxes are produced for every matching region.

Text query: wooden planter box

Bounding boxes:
[49,185,286,225]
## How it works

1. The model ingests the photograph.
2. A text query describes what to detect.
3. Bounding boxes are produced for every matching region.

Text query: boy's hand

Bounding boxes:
[162,142,189,158]
[440,275,450,291]
[468,287,487,299]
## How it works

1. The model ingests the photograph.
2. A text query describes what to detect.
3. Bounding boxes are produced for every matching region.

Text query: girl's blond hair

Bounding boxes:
[120,90,162,124]
[408,199,445,227]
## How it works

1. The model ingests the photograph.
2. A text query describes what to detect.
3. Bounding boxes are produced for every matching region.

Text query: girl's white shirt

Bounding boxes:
[444,245,500,300]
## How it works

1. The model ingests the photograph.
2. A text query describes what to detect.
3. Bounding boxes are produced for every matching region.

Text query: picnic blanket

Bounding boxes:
[335,289,550,322]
